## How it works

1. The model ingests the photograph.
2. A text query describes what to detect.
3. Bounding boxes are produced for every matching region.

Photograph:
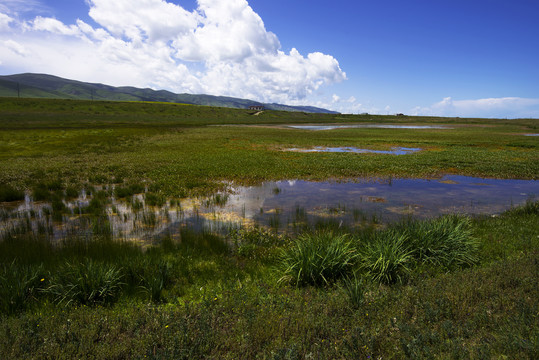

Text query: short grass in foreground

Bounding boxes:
[0,202,537,358]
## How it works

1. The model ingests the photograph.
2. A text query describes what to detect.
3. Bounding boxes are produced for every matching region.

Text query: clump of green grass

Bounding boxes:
[0,183,25,202]
[138,259,173,303]
[31,180,65,202]
[359,230,412,285]
[145,192,166,206]
[81,197,107,216]
[399,215,479,270]
[45,259,124,306]
[32,184,52,201]
[506,199,539,216]
[341,273,365,309]
[64,186,80,199]
[0,262,45,315]
[114,183,144,198]
[279,231,358,286]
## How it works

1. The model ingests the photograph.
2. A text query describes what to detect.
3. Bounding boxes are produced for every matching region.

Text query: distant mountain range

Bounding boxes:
[0,73,338,114]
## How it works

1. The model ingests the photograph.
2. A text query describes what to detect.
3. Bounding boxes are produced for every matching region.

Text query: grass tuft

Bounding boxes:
[506,199,539,216]
[359,230,412,284]
[341,273,365,309]
[0,262,45,315]
[138,259,173,303]
[399,215,479,270]
[278,231,358,286]
[0,184,25,202]
[45,259,124,306]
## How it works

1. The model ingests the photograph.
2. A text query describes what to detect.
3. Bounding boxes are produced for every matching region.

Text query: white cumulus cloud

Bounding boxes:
[3,39,29,57]
[0,0,346,105]
[413,97,539,118]
[31,16,81,36]
[0,12,14,31]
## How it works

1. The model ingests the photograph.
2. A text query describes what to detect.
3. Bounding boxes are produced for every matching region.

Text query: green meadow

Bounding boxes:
[0,97,538,358]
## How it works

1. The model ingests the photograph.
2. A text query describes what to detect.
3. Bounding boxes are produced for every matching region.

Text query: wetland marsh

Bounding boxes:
[0,98,537,359]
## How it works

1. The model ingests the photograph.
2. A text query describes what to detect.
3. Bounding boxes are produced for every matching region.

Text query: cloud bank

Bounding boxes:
[412,97,539,119]
[0,0,346,104]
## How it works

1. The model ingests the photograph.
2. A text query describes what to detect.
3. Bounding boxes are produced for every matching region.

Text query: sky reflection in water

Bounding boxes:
[286,124,450,130]
[284,146,421,155]
[1,176,537,240]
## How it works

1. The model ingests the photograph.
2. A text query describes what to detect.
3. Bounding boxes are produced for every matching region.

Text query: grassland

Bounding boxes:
[0,98,537,197]
[0,97,538,358]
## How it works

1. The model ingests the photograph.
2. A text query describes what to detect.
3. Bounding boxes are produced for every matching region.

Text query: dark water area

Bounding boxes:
[286,124,450,131]
[1,176,537,241]
[229,175,538,230]
[284,146,421,155]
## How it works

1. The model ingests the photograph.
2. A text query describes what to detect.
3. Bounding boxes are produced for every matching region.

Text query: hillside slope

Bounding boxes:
[0,73,338,114]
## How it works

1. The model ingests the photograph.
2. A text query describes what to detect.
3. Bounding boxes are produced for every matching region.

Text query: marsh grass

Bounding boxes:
[279,231,358,286]
[0,183,25,202]
[145,192,166,207]
[506,198,539,216]
[0,220,54,264]
[204,193,229,207]
[230,227,286,261]
[141,210,157,227]
[341,273,365,309]
[398,215,479,270]
[45,259,124,306]
[1,98,537,199]
[137,259,173,303]
[0,201,536,357]
[0,97,537,357]
[114,183,144,198]
[359,230,412,284]
[0,261,45,314]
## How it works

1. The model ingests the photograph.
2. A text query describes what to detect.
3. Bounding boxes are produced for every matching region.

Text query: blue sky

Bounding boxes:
[1,0,538,117]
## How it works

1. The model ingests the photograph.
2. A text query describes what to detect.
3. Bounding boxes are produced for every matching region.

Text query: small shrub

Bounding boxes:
[279,231,358,286]
[45,260,124,306]
[360,230,412,284]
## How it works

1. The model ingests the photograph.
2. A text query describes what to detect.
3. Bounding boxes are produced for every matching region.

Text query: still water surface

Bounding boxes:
[284,146,421,155]
[286,124,450,131]
[1,176,537,241]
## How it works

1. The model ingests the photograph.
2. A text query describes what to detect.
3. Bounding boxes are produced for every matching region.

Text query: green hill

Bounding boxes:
[0,73,338,114]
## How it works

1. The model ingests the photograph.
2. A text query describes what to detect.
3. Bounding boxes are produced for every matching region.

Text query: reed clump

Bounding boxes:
[45,259,124,306]
[0,183,25,202]
[279,231,358,286]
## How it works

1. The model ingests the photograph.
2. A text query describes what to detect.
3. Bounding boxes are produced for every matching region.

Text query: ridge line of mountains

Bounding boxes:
[0,73,338,114]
